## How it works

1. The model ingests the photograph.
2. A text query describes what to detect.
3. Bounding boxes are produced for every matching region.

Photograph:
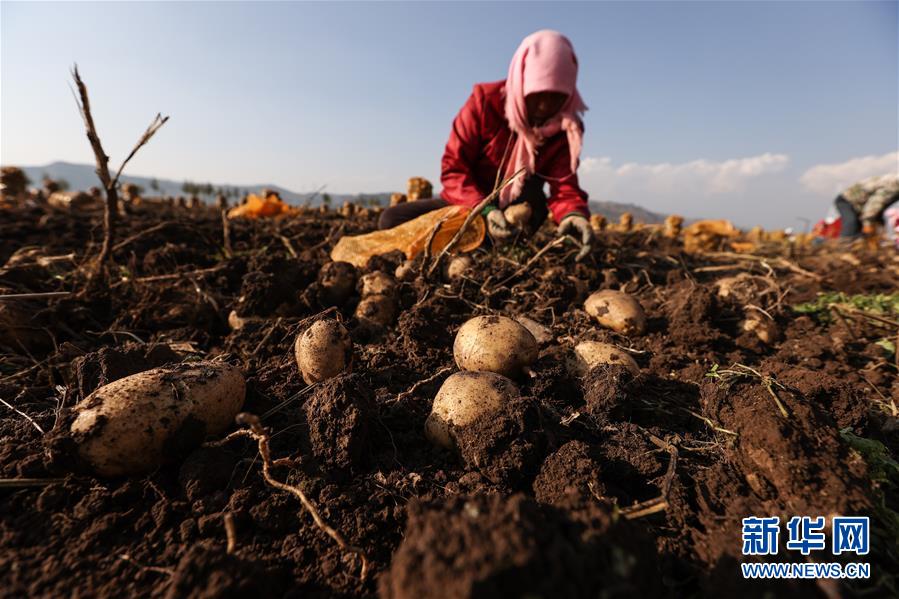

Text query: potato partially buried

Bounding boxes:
[295,319,353,384]
[70,362,246,477]
[568,341,640,376]
[360,271,397,299]
[355,293,397,327]
[425,371,520,449]
[453,315,538,378]
[584,290,646,336]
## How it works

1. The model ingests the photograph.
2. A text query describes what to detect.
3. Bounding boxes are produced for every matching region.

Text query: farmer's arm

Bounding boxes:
[540,135,590,224]
[859,182,899,223]
[440,86,488,207]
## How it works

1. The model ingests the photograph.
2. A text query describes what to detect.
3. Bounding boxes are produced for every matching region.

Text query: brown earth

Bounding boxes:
[1,200,897,598]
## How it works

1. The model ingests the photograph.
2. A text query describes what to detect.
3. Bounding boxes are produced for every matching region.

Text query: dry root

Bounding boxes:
[209,413,370,580]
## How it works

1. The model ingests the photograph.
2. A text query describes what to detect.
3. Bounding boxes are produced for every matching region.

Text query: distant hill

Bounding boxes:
[12,161,670,222]
[15,161,392,207]
[588,200,667,225]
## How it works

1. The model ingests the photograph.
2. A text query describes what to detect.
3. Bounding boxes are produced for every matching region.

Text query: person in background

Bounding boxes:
[378,30,594,260]
[833,173,899,238]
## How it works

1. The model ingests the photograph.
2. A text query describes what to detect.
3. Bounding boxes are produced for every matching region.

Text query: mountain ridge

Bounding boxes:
[11,161,667,223]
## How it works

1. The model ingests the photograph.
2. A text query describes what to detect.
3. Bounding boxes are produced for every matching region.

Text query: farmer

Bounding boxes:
[833,173,899,238]
[378,30,594,260]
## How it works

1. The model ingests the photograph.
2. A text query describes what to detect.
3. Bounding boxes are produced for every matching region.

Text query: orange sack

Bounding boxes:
[330,205,485,268]
[227,193,297,219]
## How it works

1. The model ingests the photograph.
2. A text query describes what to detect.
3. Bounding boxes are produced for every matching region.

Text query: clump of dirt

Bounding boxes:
[71,342,181,399]
[533,440,604,506]
[304,373,375,475]
[379,493,660,599]
[453,395,545,488]
[582,363,636,422]
[688,374,873,569]
[163,541,289,599]
[315,260,359,308]
[234,254,317,318]
[178,446,240,503]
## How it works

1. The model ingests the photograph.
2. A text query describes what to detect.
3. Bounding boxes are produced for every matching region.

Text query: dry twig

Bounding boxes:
[0,397,45,434]
[71,65,168,275]
[209,413,370,580]
[489,236,569,291]
[0,477,65,488]
[391,366,454,403]
[0,292,71,301]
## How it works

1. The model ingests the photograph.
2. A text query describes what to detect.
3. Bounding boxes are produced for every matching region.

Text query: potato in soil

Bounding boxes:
[453,315,538,377]
[70,361,246,476]
[568,341,639,376]
[425,370,520,449]
[584,290,646,335]
[295,319,352,384]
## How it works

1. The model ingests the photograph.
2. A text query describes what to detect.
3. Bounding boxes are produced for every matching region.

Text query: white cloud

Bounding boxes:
[579,152,790,197]
[799,151,899,195]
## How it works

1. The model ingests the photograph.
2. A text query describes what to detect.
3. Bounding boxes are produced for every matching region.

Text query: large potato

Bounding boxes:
[70,362,246,477]
[453,315,537,377]
[295,319,353,384]
[584,290,646,335]
[425,371,519,449]
[568,341,639,376]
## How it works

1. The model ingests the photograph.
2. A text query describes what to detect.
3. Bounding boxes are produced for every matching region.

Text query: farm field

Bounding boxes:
[1,199,897,598]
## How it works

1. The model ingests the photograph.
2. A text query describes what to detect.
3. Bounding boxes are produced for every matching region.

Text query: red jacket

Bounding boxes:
[440,80,590,224]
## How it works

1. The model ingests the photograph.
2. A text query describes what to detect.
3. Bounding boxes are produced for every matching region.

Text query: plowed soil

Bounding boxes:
[1,201,897,598]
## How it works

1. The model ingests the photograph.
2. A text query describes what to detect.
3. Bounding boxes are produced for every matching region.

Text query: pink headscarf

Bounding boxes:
[501,30,588,206]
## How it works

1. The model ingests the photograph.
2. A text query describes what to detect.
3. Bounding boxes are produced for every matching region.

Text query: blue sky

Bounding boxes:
[2,1,897,227]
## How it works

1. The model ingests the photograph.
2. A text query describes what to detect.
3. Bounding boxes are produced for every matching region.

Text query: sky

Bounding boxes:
[1,1,897,228]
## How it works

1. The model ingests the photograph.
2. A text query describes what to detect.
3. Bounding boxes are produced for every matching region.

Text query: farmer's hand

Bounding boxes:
[486,209,516,243]
[558,214,594,261]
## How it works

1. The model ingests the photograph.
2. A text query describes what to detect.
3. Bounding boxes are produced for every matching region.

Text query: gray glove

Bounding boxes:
[558,214,594,261]
[486,208,516,243]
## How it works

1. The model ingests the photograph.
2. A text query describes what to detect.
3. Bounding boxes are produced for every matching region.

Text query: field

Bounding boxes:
[1,199,897,598]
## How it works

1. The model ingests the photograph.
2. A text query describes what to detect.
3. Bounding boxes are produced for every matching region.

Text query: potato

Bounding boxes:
[355,294,397,327]
[584,290,646,335]
[515,315,552,345]
[295,319,353,384]
[504,203,532,229]
[715,274,773,305]
[70,362,246,476]
[664,214,684,238]
[227,309,261,331]
[568,341,639,376]
[590,214,607,232]
[360,271,397,298]
[453,315,537,377]
[318,261,358,307]
[395,259,416,281]
[742,313,779,344]
[443,254,473,280]
[425,371,520,449]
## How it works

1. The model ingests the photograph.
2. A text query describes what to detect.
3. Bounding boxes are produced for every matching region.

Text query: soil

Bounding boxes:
[1,200,897,598]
